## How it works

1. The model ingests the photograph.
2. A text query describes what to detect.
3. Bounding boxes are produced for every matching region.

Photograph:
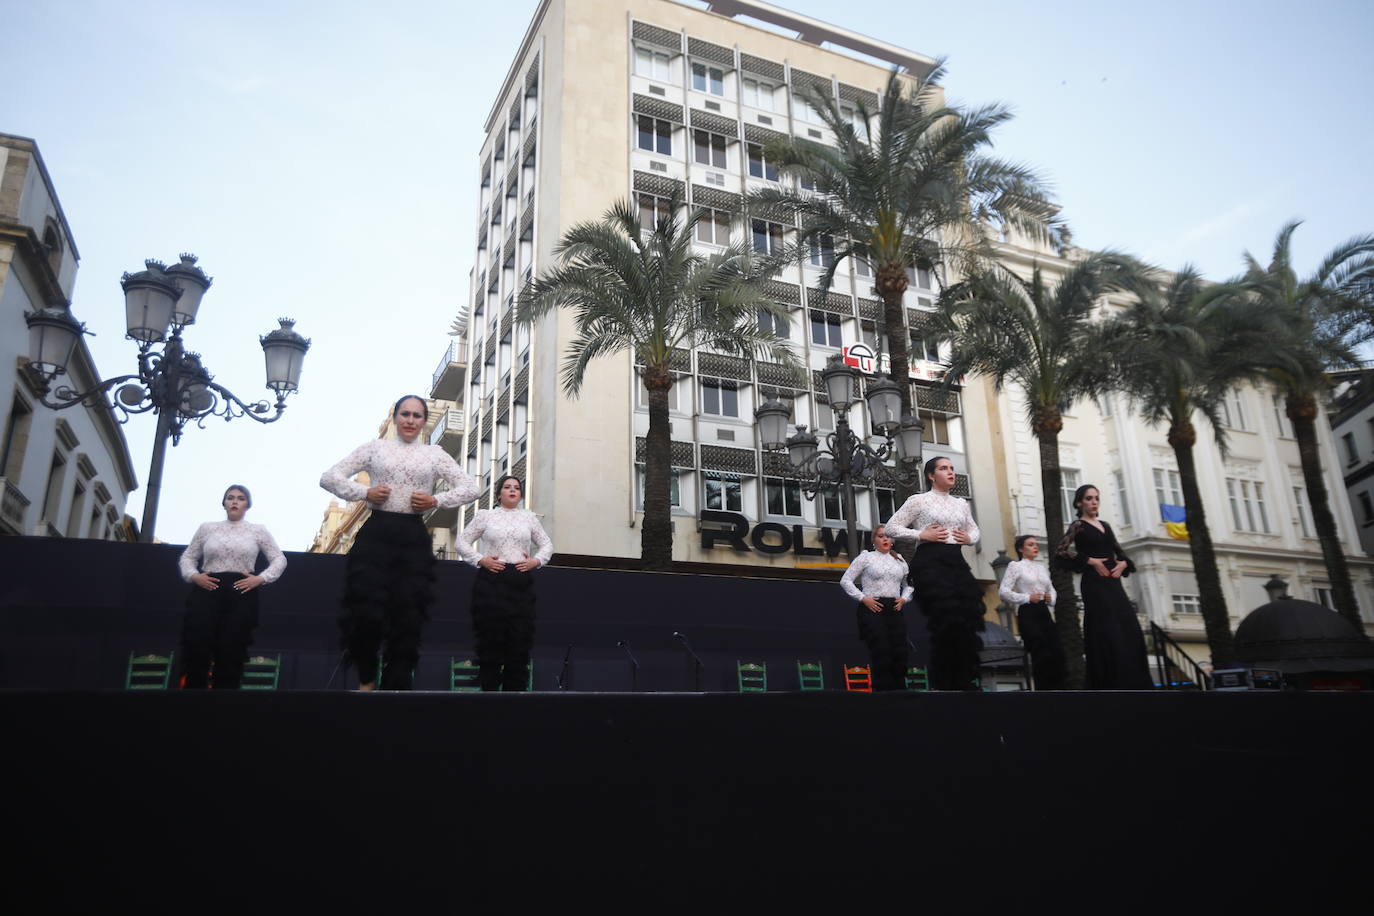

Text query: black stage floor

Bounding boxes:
[5,689,1368,912]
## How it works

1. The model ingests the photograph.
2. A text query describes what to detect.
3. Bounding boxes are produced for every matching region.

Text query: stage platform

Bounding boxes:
[4,688,1368,911]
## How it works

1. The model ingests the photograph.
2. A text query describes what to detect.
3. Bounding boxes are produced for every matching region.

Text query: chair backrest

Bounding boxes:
[737,661,767,692]
[796,661,825,691]
[126,652,174,690]
[450,658,481,692]
[905,666,930,691]
[241,654,281,691]
[843,665,872,693]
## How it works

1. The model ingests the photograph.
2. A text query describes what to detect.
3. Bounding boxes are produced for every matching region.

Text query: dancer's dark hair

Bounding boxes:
[494,475,524,501]
[924,455,951,486]
[1071,484,1099,518]
[392,395,429,421]
[1013,533,1035,558]
[222,484,251,509]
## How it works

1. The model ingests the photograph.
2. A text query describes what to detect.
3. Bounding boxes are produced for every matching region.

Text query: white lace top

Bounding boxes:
[840,549,913,602]
[999,558,1056,607]
[320,438,479,515]
[457,507,554,568]
[884,489,980,545]
[178,520,287,583]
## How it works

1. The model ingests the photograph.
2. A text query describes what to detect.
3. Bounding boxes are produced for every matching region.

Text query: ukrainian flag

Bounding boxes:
[1160,504,1188,540]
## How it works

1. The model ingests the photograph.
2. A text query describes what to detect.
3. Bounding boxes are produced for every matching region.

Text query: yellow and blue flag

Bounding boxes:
[1160,504,1188,540]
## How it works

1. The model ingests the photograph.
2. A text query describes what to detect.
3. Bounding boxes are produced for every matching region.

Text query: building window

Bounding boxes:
[854,257,872,278]
[1,395,34,481]
[746,143,779,181]
[797,174,816,192]
[766,477,803,517]
[1098,395,1114,418]
[66,480,87,538]
[703,472,743,511]
[810,312,842,348]
[1218,390,1248,430]
[908,331,940,362]
[875,488,897,522]
[1293,483,1314,537]
[1314,587,1336,610]
[839,104,867,137]
[906,265,933,290]
[1060,467,1081,524]
[742,77,776,110]
[808,234,835,267]
[1343,432,1359,466]
[691,62,725,96]
[860,321,878,349]
[822,486,847,522]
[1271,392,1292,437]
[1226,478,1271,533]
[637,468,681,509]
[40,449,68,526]
[701,379,739,418]
[751,219,783,256]
[793,96,824,124]
[917,410,951,446]
[693,130,728,168]
[1171,594,1201,615]
[1360,491,1374,524]
[758,308,789,340]
[695,208,731,246]
[637,116,672,155]
[636,376,681,411]
[635,47,674,81]
[1153,467,1183,507]
[1113,469,1133,528]
[638,192,671,229]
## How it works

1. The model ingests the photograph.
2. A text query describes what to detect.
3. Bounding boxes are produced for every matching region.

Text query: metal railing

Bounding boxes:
[428,409,465,447]
[0,477,30,533]
[430,340,458,395]
[1149,622,1209,690]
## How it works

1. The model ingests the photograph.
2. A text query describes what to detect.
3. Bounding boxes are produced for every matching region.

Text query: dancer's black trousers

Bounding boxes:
[855,598,908,691]
[1017,601,1066,690]
[471,566,537,691]
[340,510,435,690]
[181,572,258,689]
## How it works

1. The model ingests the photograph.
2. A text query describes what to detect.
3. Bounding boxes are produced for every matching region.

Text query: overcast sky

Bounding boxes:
[4,0,1371,548]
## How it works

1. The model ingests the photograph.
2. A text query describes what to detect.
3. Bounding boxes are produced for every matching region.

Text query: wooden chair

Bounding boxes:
[449,658,481,691]
[737,661,767,692]
[796,661,825,691]
[241,654,281,690]
[125,652,174,690]
[905,666,930,691]
[843,665,872,693]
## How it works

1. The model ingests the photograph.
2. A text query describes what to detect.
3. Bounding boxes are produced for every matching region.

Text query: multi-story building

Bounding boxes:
[0,133,138,538]
[1327,366,1374,557]
[425,0,1009,585]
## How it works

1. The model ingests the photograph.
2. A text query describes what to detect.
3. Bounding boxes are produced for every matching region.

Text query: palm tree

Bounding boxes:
[932,253,1141,687]
[1107,268,1277,668]
[517,195,799,570]
[751,64,1067,451]
[1241,221,1374,634]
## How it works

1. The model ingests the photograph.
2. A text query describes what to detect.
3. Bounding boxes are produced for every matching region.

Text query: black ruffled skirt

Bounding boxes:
[339,510,435,685]
[911,542,985,690]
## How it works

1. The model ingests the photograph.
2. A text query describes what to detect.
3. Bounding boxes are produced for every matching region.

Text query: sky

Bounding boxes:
[3,0,1371,548]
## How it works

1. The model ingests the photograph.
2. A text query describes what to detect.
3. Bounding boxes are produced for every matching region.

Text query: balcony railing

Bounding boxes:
[0,477,30,534]
[430,341,467,401]
[429,409,465,455]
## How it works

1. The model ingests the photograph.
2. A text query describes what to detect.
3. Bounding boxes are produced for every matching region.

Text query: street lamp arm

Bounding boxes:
[37,373,145,413]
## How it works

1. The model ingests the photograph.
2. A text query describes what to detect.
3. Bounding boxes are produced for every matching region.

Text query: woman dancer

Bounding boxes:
[885,456,985,691]
[321,395,479,690]
[177,485,287,689]
[999,534,1066,690]
[1053,485,1152,689]
[457,475,553,691]
[839,524,913,691]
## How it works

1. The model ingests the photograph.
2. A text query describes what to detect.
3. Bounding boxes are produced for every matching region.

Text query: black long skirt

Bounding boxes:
[855,597,908,691]
[910,542,985,691]
[339,510,435,690]
[1080,566,1152,690]
[470,566,537,691]
[1016,601,1065,690]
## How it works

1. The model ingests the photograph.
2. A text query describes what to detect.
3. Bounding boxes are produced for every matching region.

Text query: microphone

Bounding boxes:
[556,643,574,691]
[617,640,640,692]
[673,631,703,691]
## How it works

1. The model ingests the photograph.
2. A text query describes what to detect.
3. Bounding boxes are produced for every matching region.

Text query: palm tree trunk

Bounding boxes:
[1168,418,1235,667]
[641,368,675,571]
[1034,410,1085,687]
[876,262,915,500]
[1287,393,1366,635]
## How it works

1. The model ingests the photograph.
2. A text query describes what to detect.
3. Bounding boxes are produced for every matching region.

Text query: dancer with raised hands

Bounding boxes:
[320,395,479,690]
[457,475,553,691]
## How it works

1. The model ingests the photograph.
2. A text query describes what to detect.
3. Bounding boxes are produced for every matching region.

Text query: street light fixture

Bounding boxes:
[22,253,310,542]
[754,354,924,558]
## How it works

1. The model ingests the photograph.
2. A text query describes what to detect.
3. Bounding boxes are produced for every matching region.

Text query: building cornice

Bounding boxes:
[1120,534,1374,570]
[485,0,553,134]
[0,134,80,262]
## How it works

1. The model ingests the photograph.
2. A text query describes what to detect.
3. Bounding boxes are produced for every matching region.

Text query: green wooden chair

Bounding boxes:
[126,652,174,690]
[905,667,930,691]
[450,658,481,691]
[240,654,281,690]
[737,661,767,692]
[796,661,825,691]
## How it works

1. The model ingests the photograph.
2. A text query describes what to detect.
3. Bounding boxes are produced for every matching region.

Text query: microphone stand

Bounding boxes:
[556,644,574,690]
[673,631,702,691]
[617,640,640,692]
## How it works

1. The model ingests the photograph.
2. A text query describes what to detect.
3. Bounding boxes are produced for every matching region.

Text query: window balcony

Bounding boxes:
[0,477,30,535]
[428,409,466,456]
[430,341,467,401]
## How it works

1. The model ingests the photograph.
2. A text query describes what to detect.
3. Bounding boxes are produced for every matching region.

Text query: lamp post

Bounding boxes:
[23,254,310,542]
[754,355,924,558]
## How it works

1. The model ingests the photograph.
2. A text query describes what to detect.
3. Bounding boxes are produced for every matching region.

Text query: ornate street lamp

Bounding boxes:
[22,254,310,542]
[754,354,924,558]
